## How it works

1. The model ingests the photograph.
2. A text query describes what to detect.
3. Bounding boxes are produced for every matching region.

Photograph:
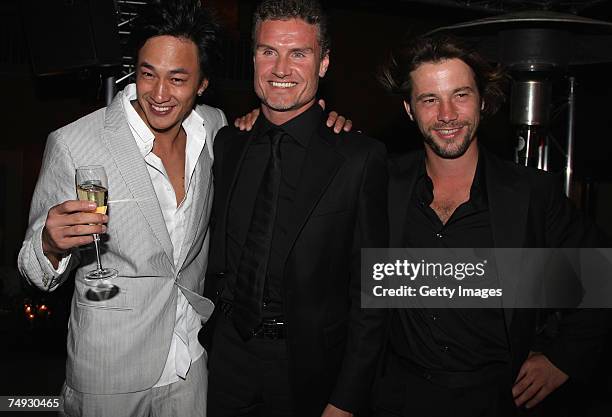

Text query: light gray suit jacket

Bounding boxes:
[18,91,226,394]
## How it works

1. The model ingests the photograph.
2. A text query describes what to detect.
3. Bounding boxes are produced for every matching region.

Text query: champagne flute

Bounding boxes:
[76,166,119,299]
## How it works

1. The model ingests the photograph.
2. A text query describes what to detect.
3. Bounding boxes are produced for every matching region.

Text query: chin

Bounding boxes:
[437,149,466,159]
[425,135,473,159]
[264,99,295,112]
[149,119,180,133]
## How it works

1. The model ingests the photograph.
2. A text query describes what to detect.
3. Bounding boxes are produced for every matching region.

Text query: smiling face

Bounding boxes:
[404,58,482,159]
[133,35,208,135]
[253,18,329,125]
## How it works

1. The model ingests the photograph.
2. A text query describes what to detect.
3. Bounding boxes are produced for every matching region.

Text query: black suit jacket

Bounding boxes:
[205,113,389,416]
[388,148,607,385]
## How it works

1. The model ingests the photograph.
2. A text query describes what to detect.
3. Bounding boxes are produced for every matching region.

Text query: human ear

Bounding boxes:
[319,51,330,77]
[197,78,209,96]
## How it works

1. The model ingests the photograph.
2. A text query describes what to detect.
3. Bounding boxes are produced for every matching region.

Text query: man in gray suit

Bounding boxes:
[18,1,223,415]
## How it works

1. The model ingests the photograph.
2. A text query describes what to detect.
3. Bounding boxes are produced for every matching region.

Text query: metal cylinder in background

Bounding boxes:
[104,75,116,106]
[510,79,552,126]
[565,76,576,196]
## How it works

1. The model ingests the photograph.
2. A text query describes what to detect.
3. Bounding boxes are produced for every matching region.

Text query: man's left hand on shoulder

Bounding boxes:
[512,351,569,409]
[321,403,353,417]
[234,99,353,133]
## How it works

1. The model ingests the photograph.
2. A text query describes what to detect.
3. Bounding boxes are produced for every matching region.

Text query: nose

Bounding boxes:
[152,79,169,103]
[272,55,291,78]
[437,100,458,123]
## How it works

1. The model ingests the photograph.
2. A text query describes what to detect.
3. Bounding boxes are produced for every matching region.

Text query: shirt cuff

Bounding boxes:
[33,226,71,288]
[42,251,71,276]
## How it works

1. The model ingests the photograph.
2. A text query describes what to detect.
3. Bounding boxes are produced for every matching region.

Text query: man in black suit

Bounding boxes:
[204,1,388,416]
[374,34,607,416]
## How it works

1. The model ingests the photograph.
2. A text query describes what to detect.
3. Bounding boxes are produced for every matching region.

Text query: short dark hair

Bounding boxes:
[252,0,330,58]
[130,0,219,80]
[379,34,508,117]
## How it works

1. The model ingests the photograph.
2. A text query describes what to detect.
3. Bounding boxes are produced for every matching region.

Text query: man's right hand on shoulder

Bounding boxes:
[42,200,108,268]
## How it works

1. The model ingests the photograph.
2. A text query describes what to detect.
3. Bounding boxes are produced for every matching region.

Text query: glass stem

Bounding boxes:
[92,233,103,272]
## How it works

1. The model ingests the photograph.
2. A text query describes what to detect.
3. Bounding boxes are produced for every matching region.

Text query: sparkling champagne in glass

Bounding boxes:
[75,166,118,297]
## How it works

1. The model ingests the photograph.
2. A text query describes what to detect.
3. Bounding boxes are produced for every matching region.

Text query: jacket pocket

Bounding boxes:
[75,282,132,311]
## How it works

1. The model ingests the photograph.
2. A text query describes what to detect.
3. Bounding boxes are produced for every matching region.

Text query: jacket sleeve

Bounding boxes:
[18,130,81,291]
[329,139,389,413]
[540,174,611,382]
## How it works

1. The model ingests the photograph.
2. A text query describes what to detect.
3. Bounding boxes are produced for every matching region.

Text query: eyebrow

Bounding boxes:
[291,47,314,54]
[415,86,475,101]
[139,62,191,75]
[415,92,436,101]
[256,44,314,54]
[453,86,475,94]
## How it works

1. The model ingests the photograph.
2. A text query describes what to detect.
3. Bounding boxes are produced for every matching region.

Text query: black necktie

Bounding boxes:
[232,128,283,340]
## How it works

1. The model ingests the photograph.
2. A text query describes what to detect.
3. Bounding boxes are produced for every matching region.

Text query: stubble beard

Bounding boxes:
[422,123,476,159]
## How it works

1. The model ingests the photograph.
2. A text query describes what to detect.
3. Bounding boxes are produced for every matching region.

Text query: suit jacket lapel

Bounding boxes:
[388,153,421,247]
[215,129,254,272]
[177,140,214,271]
[277,126,345,265]
[102,95,174,266]
[484,149,530,328]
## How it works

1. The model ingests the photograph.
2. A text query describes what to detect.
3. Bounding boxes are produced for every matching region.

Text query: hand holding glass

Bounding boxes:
[75,166,119,298]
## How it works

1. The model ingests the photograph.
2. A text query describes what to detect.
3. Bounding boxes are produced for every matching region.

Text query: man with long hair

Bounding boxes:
[376,33,605,416]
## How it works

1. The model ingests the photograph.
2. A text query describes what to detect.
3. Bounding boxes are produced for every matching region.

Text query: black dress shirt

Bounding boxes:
[391,151,510,375]
[226,104,322,319]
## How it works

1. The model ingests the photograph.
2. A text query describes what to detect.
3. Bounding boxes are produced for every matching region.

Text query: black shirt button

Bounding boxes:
[431,314,439,321]
[436,233,443,238]
[441,345,449,352]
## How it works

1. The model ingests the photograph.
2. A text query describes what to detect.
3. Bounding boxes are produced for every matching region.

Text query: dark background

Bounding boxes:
[1,0,612,415]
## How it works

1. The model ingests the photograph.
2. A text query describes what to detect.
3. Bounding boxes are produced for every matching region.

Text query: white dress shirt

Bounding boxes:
[121,83,207,386]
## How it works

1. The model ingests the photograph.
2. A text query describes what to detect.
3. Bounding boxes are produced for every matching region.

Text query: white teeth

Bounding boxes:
[438,128,460,135]
[152,105,171,112]
[271,81,296,88]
